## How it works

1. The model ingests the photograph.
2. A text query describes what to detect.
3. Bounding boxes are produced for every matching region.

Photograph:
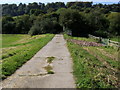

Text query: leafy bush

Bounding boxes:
[29,17,62,36]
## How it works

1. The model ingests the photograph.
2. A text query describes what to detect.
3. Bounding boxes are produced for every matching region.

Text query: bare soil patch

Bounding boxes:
[67,39,103,47]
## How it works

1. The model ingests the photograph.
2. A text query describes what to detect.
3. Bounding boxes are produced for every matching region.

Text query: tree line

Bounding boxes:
[2,2,120,16]
[2,1,120,38]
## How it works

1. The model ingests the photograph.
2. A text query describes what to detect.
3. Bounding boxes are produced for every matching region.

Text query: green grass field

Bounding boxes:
[1,34,54,79]
[109,36,119,42]
[64,34,119,88]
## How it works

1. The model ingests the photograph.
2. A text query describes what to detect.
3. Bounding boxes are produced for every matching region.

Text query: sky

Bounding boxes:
[0,0,119,4]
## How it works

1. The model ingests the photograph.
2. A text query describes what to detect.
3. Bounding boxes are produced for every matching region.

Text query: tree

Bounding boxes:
[86,10,109,37]
[59,9,89,36]
[108,12,120,36]
[15,15,31,34]
[47,8,55,13]
[30,9,44,16]
[17,3,26,15]
[45,2,65,11]
[28,17,62,36]
[66,2,92,8]
[2,16,15,34]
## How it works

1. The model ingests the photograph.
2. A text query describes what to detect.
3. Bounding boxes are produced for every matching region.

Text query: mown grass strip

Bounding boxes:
[3,36,42,47]
[2,34,27,48]
[1,34,54,79]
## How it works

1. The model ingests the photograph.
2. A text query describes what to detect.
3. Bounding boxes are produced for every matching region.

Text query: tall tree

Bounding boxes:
[108,13,120,36]
[59,9,89,36]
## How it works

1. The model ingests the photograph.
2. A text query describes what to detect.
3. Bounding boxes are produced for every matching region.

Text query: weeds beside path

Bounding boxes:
[64,34,119,88]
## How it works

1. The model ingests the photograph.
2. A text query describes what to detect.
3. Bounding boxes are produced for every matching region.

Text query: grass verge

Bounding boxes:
[1,34,54,79]
[64,34,119,88]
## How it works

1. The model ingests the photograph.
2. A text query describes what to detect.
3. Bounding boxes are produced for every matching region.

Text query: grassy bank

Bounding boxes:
[109,36,119,42]
[64,34,119,88]
[1,34,54,79]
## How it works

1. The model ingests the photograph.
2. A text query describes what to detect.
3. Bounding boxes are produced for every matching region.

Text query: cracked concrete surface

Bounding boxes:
[1,34,75,88]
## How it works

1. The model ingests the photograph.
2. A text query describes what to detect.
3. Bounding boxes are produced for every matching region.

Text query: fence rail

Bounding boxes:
[88,34,119,47]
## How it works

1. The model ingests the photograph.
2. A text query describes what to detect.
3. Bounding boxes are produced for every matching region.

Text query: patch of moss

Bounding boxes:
[47,56,55,63]
[44,65,54,74]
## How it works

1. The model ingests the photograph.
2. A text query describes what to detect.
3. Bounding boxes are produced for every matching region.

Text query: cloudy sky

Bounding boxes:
[0,0,119,4]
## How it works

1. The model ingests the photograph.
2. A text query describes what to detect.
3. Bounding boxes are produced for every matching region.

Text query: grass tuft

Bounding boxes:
[47,56,55,63]
[47,70,54,74]
[44,65,54,74]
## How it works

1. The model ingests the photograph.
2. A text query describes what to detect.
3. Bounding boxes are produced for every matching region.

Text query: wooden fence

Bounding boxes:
[88,34,119,47]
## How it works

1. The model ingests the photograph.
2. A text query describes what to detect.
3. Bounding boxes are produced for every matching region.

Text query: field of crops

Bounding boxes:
[1,34,54,79]
[64,34,119,88]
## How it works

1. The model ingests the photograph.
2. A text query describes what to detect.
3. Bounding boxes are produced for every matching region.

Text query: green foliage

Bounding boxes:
[30,9,44,16]
[28,21,40,35]
[2,2,120,17]
[2,16,14,21]
[56,8,67,14]
[45,2,66,11]
[15,15,32,34]
[2,15,33,34]
[47,8,55,13]
[59,9,89,36]
[29,17,62,36]
[66,2,92,8]
[107,12,120,36]
[2,16,16,34]
[86,10,109,37]
[2,2,120,37]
